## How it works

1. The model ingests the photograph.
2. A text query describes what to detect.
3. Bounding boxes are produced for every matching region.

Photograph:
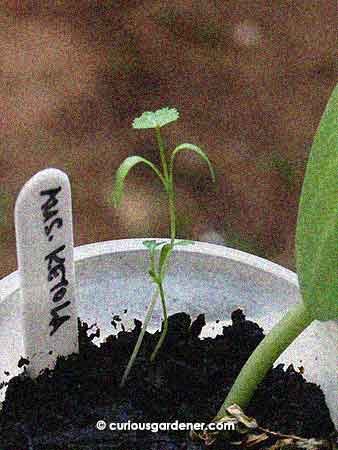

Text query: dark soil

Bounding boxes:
[0,309,335,450]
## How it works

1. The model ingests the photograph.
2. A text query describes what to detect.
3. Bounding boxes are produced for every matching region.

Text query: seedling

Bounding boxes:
[112,107,215,386]
[214,85,338,422]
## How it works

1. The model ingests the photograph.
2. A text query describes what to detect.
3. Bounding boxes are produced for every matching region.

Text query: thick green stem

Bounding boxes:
[150,282,168,362]
[215,302,313,420]
[120,287,160,387]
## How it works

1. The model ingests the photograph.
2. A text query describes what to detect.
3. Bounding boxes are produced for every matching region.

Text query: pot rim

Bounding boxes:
[0,238,299,304]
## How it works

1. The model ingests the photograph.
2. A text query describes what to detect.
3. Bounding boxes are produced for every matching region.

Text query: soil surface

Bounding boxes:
[0,309,335,449]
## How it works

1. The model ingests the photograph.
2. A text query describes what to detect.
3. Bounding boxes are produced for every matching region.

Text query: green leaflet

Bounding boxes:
[112,156,165,207]
[143,239,194,283]
[295,85,338,321]
[170,143,216,182]
[132,107,179,129]
[142,240,165,251]
[173,239,194,246]
[158,240,194,278]
[159,243,172,278]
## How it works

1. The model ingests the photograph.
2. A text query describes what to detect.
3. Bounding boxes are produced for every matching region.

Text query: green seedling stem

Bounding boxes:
[150,282,168,362]
[120,286,160,387]
[155,125,176,244]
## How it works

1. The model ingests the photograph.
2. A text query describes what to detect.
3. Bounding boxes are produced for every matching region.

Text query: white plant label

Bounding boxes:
[15,168,78,377]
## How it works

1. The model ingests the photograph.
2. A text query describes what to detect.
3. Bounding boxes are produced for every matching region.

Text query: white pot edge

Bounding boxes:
[1,238,299,301]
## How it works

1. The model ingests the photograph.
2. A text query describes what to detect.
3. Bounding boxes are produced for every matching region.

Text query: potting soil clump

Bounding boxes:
[0,309,335,449]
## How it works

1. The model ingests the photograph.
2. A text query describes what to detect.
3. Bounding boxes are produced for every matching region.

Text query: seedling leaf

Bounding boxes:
[170,143,216,182]
[132,107,179,129]
[112,156,165,207]
[159,243,173,278]
[295,84,338,321]
[143,240,165,251]
[148,269,159,283]
[174,239,194,246]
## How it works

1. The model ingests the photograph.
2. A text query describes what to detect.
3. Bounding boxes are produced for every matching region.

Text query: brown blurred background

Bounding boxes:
[0,1,336,279]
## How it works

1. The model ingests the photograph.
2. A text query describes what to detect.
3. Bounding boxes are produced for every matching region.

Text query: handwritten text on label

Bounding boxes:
[40,187,72,336]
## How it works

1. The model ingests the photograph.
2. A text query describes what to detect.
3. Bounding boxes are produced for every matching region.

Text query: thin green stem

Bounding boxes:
[215,302,313,420]
[150,282,168,362]
[155,127,169,182]
[168,188,176,245]
[144,128,177,363]
[149,248,156,275]
[120,286,160,387]
[168,158,178,245]
[156,127,176,243]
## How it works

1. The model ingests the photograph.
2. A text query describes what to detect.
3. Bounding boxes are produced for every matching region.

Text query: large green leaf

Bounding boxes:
[112,156,165,207]
[295,85,338,321]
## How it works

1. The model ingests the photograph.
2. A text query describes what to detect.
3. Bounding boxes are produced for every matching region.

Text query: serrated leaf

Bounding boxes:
[159,243,173,278]
[112,156,164,207]
[295,85,338,321]
[132,107,179,129]
[170,143,216,182]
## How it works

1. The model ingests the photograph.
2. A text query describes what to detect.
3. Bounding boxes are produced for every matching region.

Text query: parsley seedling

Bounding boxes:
[112,107,215,386]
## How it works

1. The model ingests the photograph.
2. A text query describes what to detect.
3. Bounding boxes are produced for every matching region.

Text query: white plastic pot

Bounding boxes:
[0,239,337,425]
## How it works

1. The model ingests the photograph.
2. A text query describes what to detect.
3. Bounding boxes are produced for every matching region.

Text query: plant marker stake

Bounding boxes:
[15,168,78,378]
